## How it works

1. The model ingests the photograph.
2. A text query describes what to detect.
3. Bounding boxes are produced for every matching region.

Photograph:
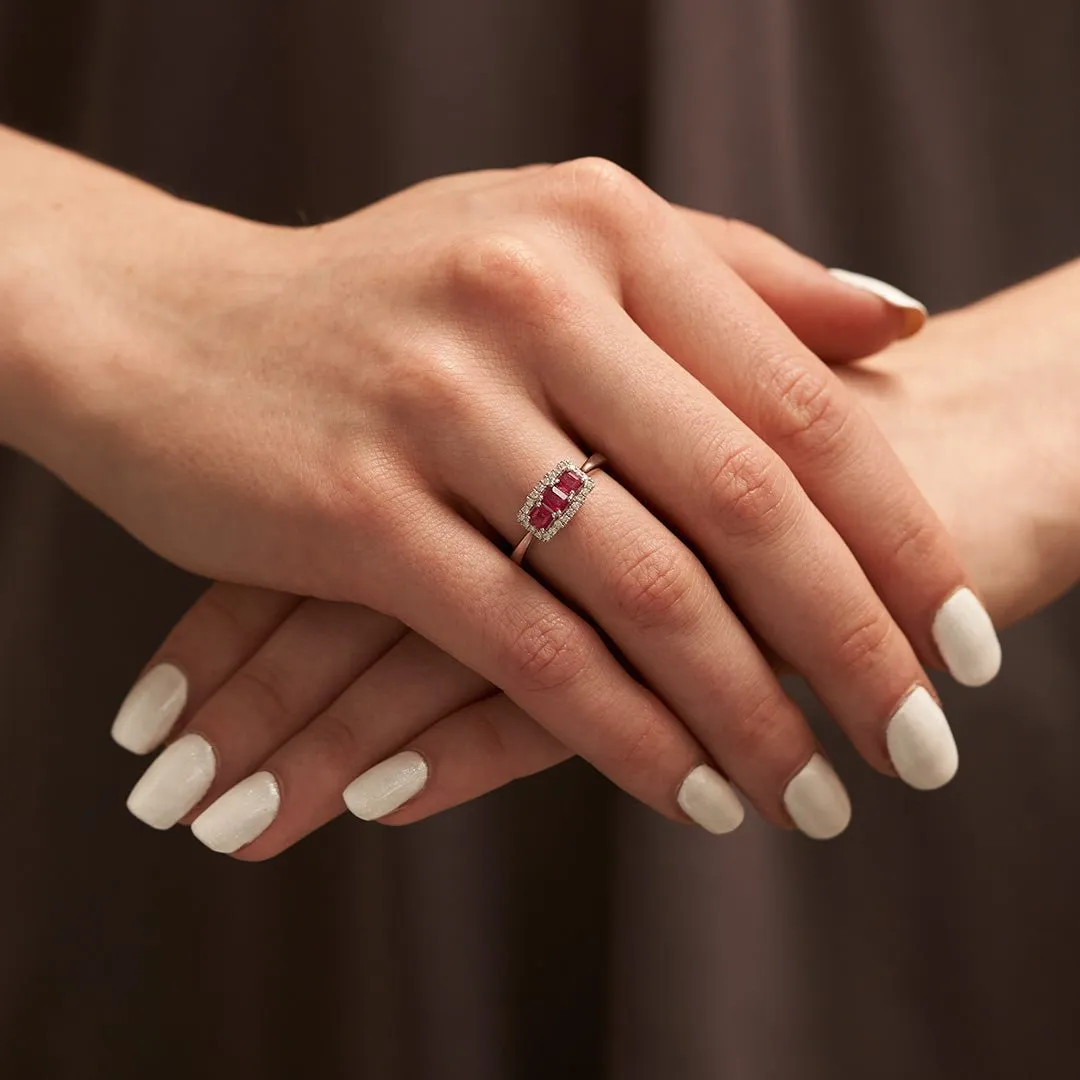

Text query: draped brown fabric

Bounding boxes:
[2,2,1079,1077]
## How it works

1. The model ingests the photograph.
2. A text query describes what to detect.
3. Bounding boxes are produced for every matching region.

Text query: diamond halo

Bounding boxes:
[515,459,597,542]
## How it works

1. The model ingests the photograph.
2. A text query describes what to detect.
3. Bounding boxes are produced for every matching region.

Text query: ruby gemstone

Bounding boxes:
[541,486,570,511]
[529,504,555,530]
[557,470,583,493]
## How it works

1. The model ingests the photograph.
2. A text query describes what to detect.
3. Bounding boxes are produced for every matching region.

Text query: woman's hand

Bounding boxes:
[4,133,996,840]
[118,586,564,856]
[844,261,1080,626]
[113,263,1080,858]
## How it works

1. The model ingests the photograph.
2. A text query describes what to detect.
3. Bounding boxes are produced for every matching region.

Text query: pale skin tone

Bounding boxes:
[132,266,1080,858]
[1,126,1001,837]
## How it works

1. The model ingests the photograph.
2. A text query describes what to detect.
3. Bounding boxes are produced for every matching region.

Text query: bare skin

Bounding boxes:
[130,265,1080,858]
[0,127,992,839]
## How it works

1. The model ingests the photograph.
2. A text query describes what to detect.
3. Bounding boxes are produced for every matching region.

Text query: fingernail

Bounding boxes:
[111,663,188,754]
[932,587,1002,687]
[828,267,928,338]
[126,733,215,830]
[676,764,745,835]
[343,751,429,821]
[782,754,851,839]
[191,771,280,853]
[886,685,958,790]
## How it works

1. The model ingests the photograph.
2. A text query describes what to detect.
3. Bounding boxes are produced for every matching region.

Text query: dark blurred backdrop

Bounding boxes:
[2,3,1079,1078]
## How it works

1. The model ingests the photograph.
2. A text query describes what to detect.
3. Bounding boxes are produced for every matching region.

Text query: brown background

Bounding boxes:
[2,2,1079,1077]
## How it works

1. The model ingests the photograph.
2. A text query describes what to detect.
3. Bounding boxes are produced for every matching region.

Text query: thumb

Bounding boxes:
[677,208,927,363]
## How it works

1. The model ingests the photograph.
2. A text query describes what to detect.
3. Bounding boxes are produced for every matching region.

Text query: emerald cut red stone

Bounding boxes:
[529,504,554,529]
[557,470,583,493]
[541,486,569,511]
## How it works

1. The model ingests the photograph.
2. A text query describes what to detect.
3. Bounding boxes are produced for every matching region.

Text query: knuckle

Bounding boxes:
[309,707,363,766]
[614,707,670,779]
[890,511,942,570]
[833,607,896,677]
[698,431,794,542]
[468,709,516,772]
[505,607,590,695]
[768,359,851,462]
[443,230,566,324]
[725,690,793,762]
[607,535,701,632]
[553,156,638,198]
[469,701,567,783]
[546,156,659,234]
[192,585,252,646]
[229,662,294,731]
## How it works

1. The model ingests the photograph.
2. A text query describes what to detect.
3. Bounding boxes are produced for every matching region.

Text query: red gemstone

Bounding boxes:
[541,485,569,511]
[529,504,554,529]
[557,470,583,493]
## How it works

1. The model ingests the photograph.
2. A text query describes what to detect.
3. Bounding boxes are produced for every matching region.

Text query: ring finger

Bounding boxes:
[435,409,855,838]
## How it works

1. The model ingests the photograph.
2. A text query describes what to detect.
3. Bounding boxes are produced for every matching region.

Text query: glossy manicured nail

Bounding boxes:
[783,754,851,839]
[676,764,745,835]
[828,267,928,337]
[192,772,280,853]
[344,751,429,821]
[932,587,1002,687]
[886,686,958,790]
[126,733,215,830]
[111,663,188,754]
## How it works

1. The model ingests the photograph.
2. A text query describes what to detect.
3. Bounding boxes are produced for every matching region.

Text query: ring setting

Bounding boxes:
[516,460,596,542]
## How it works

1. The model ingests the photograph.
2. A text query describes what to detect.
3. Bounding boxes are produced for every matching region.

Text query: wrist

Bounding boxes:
[0,210,76,452]
[918,292,1080,625]
[0,145,271,472]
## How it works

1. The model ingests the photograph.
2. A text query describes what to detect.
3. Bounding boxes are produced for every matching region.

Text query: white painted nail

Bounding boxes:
[111,663,188,754]
[782,754,851,839]
[828,267,928,337]
[676,764,745,835]
[191,771,281,853]
[125,733,215,830]
[932,587,1002,687]
[886,686,958,790]
[343,751,429,821]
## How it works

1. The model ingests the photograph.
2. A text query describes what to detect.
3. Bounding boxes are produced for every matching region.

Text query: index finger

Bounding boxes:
[619,207,1001,687]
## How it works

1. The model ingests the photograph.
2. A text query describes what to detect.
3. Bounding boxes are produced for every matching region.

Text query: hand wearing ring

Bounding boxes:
[83,158,1000,851]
